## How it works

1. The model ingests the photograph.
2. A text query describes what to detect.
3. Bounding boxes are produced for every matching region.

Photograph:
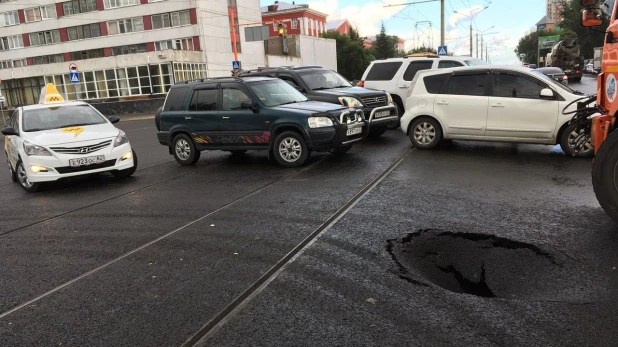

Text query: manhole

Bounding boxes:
[387,229,583,300]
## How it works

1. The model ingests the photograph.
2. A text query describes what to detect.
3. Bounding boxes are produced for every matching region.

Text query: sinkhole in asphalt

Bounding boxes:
[387,229,570,300]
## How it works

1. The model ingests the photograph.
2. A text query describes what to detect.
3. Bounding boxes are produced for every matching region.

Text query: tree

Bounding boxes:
[349,27,361,43]
[373,23,395,59]
[321,31,371,81]
[558,0,609,58]
[407,46,437,55]
[514,28,578,64]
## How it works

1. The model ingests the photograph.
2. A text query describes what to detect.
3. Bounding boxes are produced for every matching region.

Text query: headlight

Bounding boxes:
[23,141,51,156]
[386,92,393,104]
[338,97,363,107]
[308,117,334,128]
[114,130,129,147]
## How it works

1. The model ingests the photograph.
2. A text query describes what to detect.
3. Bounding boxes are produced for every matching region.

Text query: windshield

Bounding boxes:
[23,104,107,132]
[248,79,309,107]
[298,69,352,90]
[465,59,488,66]
[530,70,578,94]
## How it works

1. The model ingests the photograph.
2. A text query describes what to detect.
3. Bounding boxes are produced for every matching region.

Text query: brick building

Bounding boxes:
[261,1,328,38]
[326,19,351,35]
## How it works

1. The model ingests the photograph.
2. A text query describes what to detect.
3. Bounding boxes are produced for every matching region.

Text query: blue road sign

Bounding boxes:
[232,61,241,71]
[437,46,448,56]
[69,72,80,84]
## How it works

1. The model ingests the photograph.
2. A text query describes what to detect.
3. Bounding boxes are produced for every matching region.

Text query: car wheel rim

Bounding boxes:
[17,163,32,188]
[567,129,593,154]
[413,122,436,145]
[279,137,302,163]
[175,139,191,160]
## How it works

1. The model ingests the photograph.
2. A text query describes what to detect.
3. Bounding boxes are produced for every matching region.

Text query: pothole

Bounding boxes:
[387,229,586,300]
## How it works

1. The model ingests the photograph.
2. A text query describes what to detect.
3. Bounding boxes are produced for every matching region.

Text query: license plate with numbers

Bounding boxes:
[375,110,391,118]
[69,155,105,167]
[347,127,362,136]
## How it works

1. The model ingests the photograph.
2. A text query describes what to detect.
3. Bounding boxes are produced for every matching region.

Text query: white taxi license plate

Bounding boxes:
[347,127,362,136]
[375,110,391,118]
[69,155,105,167]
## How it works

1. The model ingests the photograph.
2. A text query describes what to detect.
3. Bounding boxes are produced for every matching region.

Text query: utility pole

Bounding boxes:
[469,25,472,57]
[440,0,444,46]
[481,36,483,60]
[476,33,479,58]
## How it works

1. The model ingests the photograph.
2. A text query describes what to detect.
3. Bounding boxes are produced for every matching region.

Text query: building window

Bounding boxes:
[12,59,26,67]
[231,41,241,53]
[173,62,206,83]
[63,0,97,15]
[273,22,279,30]
[151,10,190,29]
[103,0,139,9]
[108,17,144,35]
[111,43,147,55]
[33,54,64,65]
[29,30,61,46]
[0,11,19,26]
[291,18,298,29]
[70,48,104,60]
[155,37,194,51]
[0,60,10,69]
[0,35,23,50]
[67,24,101,41]
[25,5,57,22]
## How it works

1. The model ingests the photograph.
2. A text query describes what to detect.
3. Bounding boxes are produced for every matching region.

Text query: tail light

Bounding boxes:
[358,80,364,87]
[576,70,581,74]
[562,75,568,81]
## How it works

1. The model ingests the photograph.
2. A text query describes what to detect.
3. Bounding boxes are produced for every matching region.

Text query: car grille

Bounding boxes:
[362,95,387,107]
[55,159,116,174]
[50,140,112,155]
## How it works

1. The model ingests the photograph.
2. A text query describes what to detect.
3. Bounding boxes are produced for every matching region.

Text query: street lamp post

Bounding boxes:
[454,6,489,57]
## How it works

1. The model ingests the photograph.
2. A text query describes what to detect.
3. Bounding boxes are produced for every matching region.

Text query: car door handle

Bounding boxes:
[399,85,410,88]
[436,101,448,105]
[185,115,192,119]
[222,116,230,119]
[491,103,504,108]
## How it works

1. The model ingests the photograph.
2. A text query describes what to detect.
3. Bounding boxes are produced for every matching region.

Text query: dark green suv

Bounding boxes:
[155,76,368,167]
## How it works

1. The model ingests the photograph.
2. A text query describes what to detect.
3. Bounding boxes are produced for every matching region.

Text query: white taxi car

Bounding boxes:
[2,83,137,192]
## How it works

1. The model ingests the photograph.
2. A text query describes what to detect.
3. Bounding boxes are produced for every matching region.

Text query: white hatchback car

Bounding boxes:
[400,66,593,157]
[2,83,137,192]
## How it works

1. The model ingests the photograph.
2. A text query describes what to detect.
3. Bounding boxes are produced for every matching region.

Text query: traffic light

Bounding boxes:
[278,22,287,38]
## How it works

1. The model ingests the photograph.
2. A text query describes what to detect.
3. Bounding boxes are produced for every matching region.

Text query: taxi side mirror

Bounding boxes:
[108,116,120,124]
[540,88,555,100]
[1,127,18,136]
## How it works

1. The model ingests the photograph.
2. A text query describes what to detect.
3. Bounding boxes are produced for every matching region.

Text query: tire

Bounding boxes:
[172,134,200,165]
[560,123,594,158]
[368,127,387,138]
[6,154,16,182]
[333,145,352,154]
[592,130,618,222]
[273,131,309,167]
[229,150,247,155]
[112,149,138,178]
[408,117,442,149]
[15,159,40,193]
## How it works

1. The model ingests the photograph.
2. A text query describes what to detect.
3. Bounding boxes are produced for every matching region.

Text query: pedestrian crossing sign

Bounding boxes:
[69,72,80,84]
[437,46,448,56]
[232,61,241,71]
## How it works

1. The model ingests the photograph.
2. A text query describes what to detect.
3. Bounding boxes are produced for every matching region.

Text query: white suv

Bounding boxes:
[400,66,593,157]
[359,55,486,116]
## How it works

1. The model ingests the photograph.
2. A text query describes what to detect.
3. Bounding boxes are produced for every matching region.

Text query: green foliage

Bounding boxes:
[514,27,584,64]
[407,46,437,55]
[321,31,371,81]
[373,23,396,60]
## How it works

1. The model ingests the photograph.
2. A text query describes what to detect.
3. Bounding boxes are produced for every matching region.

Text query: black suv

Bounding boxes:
[239,66,398,138]
[155,76,368,167]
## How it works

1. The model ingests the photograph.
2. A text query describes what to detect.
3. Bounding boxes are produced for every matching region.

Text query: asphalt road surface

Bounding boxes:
[0,106,617,346]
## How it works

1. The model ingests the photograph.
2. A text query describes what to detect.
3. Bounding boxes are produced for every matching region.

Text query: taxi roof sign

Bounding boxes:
[39,83,65,104]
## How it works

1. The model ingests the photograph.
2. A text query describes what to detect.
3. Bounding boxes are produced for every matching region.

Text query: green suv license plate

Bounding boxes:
[347,127,362,136]
[69,155,105,167]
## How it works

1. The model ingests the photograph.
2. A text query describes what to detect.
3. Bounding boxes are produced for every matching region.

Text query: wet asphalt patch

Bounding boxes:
[387,229,592,301]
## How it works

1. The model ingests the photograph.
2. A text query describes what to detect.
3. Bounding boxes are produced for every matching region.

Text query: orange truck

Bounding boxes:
[579,0,618,220]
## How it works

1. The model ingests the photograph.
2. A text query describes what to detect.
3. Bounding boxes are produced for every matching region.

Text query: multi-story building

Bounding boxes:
[0,0,267,108]
[326,19,351,35]
[546,0,563,24]
[261,1,327,38]
[362,36,405,52]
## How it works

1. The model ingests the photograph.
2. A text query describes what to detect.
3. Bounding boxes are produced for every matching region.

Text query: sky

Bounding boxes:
[259,0,547,65]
